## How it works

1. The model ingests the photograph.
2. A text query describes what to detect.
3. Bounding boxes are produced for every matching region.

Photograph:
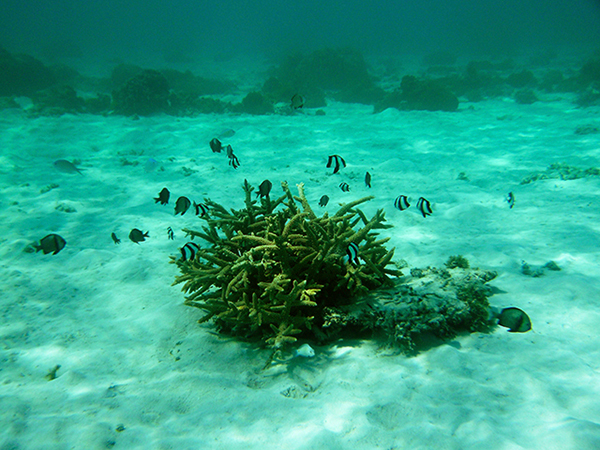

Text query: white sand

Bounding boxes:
[1,92,600,449]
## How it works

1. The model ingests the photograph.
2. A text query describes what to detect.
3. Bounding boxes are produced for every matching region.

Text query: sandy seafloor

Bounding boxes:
[1,85,600,450]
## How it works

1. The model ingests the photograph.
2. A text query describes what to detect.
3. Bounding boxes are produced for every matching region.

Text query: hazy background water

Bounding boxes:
[2,0,600,66]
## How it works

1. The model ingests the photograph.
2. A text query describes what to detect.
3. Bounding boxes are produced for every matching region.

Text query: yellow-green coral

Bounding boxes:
[171,180,401,347]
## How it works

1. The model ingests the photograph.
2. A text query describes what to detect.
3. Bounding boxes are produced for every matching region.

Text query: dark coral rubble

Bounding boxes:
[172,181,400,348]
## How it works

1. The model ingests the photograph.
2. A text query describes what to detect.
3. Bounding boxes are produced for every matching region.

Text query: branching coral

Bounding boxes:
[171,180,401,348]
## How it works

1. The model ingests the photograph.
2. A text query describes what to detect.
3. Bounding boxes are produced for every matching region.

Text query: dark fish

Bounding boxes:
[327,155,346,174]
[416,197,432,218]
[365,171,372,188]
[394,195,410,211]
[111,232,121,244]
[319,195,329,207]
[257,180,273,198]
[154,188,170,205]
[507,192,515,209]
[34,234,66,255]
[194,202,209,217]
[167,227,174,240]
[346,242,359,264]
[498,307,531,332]
[339,182,350,192]
[210,138,223,153]
[229,154,240,169]
[225,144,234,159]
[181,242,200,261]
[291,93,304,109]
[129,228,149,243]
[174,196,191,215]
[53,159,83,175]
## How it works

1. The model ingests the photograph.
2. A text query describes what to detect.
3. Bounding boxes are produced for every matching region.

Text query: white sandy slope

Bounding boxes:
[1,93,600,450]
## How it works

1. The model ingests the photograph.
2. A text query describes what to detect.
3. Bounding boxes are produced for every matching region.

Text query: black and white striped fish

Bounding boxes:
[345,242,359,264]
[194,202,209,217]
[339,182,350,192]
[394,195,410,211]
[507,192,515,209]
[327,155,346,174]
[181,242,200,261]
[416,197,433,218]
[229,155,240,169]
[167,227,174,240]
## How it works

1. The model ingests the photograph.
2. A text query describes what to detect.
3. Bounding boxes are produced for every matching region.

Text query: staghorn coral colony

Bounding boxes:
[172,181,494,352]
[172,180,399,348]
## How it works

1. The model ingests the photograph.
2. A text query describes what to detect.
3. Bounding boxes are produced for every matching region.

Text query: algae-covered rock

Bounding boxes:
[172,181,400,348]
[521,162,600,184]
[321,266,496,354]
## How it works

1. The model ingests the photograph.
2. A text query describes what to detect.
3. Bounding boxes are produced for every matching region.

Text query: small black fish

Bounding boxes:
[210,138,223,153]
[229,154,240,169]
[129,229,149,244]
[416,197,432,218]
[291,93,304,109]
[174,196,191,215]
[257,180,273,198]
[327,155,346,174]
[497,307,531,332]
[154,188,170,205]
[365,171,372,188]
[339,182,350,192]
[394,195,410,211]
[225,144,234,159]
[34,234,66,255]
[194,202,209,217]
[181,242,200,261]
[507,192,515,209]
[167,227,174,240]
[319,195,329,207]
[346,242,359,265]
[111,232,121,244]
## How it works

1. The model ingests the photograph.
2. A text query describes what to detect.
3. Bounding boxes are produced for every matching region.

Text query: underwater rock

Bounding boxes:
[85,93,111,114]
[320,266,497,354]
[514,88,539,105]
[374,75,459,113]
[579,58,600,85]
[112,69,170,116]
[234,91,274,115]
[30,84,85,116]
[506,70,537,88]
[271,48,381,105]
[0,47,57,96]
[0,96,20,110]
[521,162,600,184]
[574,125,599,135]
[160,68,234,96]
